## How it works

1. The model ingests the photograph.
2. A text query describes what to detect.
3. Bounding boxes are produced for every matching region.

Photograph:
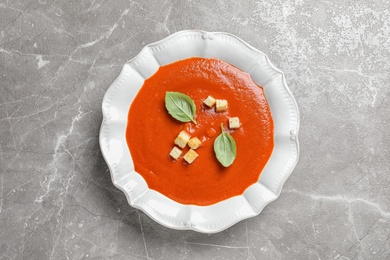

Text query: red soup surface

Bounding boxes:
[126,57,274,206]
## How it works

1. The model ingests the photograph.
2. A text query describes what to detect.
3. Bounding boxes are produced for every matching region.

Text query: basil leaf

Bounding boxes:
[214,124,237,167]
[165,92,197,124]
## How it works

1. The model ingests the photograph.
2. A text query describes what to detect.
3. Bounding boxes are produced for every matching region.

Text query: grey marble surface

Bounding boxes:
[1,0,389,259]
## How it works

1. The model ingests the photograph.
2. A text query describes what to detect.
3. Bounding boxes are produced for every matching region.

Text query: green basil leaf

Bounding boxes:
[165,92,197,124]
[214,124,237,167]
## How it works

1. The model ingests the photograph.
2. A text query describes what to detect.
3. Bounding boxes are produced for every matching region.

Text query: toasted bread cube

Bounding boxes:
[169,147,182,160]
[188,137,201,150]
[203,96,216,108]
[183,149,198,164]
[174,130,191,148]
[216,99,228,112]
[229,117,240,129]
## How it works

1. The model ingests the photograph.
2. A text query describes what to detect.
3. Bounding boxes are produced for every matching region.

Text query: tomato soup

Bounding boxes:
[126,58,274,206]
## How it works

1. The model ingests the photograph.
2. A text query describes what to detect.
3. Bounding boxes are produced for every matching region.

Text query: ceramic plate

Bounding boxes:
[99,30,300,233]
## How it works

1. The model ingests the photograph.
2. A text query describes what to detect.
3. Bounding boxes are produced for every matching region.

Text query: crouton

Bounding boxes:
[216,99,228,112]
[174,130,191,148]
[183,149,199,164]
[188,137,201,150]
[169,146,182,160]
[229,117,240,129]
[203,96,216,108]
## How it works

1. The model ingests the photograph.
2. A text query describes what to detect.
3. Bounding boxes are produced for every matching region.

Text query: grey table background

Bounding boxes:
[1,0,389,259]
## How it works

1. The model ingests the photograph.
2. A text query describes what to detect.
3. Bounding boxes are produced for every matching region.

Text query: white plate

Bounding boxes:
[99,30,300,233]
